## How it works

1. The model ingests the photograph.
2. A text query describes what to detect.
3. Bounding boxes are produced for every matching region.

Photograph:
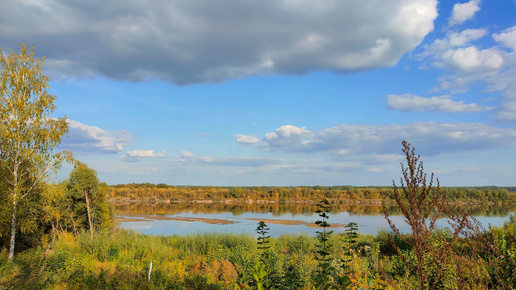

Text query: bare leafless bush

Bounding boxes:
[382,141,477,289]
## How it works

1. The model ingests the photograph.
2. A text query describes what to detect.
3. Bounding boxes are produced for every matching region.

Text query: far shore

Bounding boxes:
[108,197,507,206]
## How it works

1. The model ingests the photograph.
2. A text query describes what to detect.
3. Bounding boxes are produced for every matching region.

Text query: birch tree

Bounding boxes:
[65,162,100,240]
[0,44,69,261]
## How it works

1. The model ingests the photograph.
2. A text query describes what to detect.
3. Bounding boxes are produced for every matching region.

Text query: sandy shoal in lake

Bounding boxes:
[117,216,348,228]
[245,218,348,228]
[116,215,235,225]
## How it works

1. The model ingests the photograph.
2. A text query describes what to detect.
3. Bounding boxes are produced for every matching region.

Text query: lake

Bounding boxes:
[116,202,515,237]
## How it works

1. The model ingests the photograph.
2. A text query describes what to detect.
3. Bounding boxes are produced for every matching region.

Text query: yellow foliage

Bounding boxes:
[201,259,238,286]
[95,261,117,276]
[57,231,77,248]
[160,259,186,280]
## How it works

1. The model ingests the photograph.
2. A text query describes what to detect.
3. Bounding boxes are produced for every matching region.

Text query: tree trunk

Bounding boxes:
[8,196,17,261]
[68,205,78,237]
[84,190,93,240]
[8,164,20,262]
[51,222,56,244]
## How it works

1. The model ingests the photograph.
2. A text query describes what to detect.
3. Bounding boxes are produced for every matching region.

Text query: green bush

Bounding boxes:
[375,229,412,256]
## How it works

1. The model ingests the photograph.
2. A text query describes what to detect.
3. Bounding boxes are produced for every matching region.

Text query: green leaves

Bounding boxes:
[67,162,100,199]
[256,221,270,252]
[0,44,70,259]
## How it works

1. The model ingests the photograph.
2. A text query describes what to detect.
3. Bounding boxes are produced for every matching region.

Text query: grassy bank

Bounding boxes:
[1,213,515,289]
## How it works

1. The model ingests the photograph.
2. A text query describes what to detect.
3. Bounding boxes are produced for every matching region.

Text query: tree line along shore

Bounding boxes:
[108,183,516,203]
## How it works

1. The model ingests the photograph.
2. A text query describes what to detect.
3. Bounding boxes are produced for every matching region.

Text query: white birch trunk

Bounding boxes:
[84,190,93,240]
[8,197,17,261]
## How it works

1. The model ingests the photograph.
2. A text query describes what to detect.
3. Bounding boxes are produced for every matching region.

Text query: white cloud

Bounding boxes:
[178,150,283,167]
[449,0,481,26]
[234,135,261,144]
[267,164,297,171]
[126,150,166,158]
[122,150,167,162]
[416,22,516,122]
[238,122,516,156]
[447,29,487,47]
[61,120,131,154]
[263,125,313,149]
[180,150,196,158]
[426,25,516,121]
[497,111,516,122]
[418,28,503,73]
[493,26,516,51]
[0,0,437,84]
[386,94,494,112]
[419,29,487,58]
[441,47,504,71]
[373,154,404,163]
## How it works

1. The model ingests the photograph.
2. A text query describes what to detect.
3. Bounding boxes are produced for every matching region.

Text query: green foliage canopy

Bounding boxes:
[0,44,69,260]
[64,162,113,235]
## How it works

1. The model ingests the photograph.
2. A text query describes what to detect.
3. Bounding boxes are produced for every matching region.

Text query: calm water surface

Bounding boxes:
[116,203,515,237]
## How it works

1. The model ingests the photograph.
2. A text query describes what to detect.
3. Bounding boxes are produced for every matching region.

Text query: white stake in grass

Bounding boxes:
[148,261,153,282]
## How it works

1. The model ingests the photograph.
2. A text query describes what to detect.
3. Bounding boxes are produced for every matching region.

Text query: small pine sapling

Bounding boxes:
[314,199,350,289]
[254,221,278,289]
[342,222,359,274]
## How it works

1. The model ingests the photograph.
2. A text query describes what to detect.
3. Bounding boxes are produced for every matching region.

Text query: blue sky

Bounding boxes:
[2,0,516,186]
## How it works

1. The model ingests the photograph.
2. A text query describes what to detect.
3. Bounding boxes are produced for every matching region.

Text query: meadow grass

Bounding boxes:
[0,217,515,289]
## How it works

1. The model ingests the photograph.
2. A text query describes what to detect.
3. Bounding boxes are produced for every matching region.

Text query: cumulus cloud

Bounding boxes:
[420,29,487,55]
[236,126,314,149]
[447,29,487,47]
[418,27,504,76]
[61,120,131,153]
[178,150,283,167]
[449,0,481,26]
[122,150,167,162]
[126,150,166,158]
[417,29,488,64]
[180,150,196,158]
[0,0,437,84]
[237,123,516,156]
[263,125,313,148]
[386,94,493,112]
[421,42,503,73]
[234,135,261,144]
[494,26,516,52]
[415,21,516,122]
[441,47,504,71]
[497,111,516,122]
[423,25,516,120]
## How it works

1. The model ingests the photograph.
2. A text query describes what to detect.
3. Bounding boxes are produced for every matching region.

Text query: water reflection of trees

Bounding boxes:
[114,202,516,217]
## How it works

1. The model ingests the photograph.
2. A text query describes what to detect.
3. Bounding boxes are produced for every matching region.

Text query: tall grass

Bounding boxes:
[1,223,515,289]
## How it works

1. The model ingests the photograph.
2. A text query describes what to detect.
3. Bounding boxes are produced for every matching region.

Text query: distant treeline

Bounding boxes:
[109,183,516,202]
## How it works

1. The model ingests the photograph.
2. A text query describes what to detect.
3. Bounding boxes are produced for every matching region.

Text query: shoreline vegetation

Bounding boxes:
[2,178,516,288]
[2,203,515,289]
[107,184,516,205]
